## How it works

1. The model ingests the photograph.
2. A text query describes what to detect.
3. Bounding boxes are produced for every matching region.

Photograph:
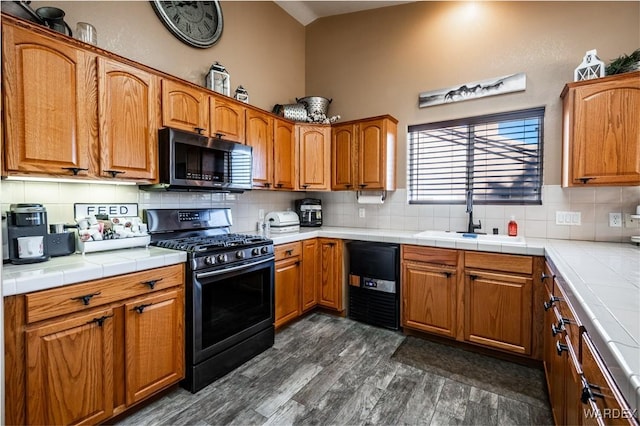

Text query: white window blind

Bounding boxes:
[408,107,544,205]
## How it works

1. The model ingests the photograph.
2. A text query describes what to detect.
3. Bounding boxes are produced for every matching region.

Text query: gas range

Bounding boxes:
[153,233,273,270]
[145,208,273,271]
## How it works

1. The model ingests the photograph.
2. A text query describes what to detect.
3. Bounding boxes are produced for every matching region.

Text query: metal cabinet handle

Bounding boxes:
[132,303,152,314]
[285,249,293,256]
[214,132,225,139]
[194,127,205,134]
[551,318,568,336]
[71,291,101,306]
[556,341,569,356]
[578,177,594,184]
[543,296,560,311]
[276,183,283,188]
[87,314,113,327]
[469,274,479,281]
[264,183,271,188]
[441,271,453,278]
[301,184,309,189]
[141,278,163,290]
[345,184,352,189]
[61,167,88,175]
[580,379,604,404]
[104,170,125,178]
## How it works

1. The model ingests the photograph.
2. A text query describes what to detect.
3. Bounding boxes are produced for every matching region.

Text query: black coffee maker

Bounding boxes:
[7,204,50,264]
[295,198,322,227]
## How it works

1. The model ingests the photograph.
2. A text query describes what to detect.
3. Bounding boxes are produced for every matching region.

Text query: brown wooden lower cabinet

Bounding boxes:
[274,238,343,329]
[401,246,540,358]
[4,264,185,425]
[543,261,637,426]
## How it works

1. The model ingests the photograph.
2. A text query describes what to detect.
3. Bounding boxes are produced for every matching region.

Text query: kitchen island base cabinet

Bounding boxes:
[4,264,185,426]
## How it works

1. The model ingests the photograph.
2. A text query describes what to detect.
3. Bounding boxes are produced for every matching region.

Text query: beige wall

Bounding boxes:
[29,1,306,112]
[305,1,640,187]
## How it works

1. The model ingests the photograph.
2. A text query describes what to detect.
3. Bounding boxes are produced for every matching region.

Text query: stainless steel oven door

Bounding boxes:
[190,256,274,364]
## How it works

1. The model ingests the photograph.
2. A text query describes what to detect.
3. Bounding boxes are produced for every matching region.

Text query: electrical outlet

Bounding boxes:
[258,209,264,219]
[359,208,366,218]
[609,212,622,227]
[624,213,640,228]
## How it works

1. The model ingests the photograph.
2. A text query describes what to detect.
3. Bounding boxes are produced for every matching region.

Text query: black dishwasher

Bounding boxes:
[347,241,400,330]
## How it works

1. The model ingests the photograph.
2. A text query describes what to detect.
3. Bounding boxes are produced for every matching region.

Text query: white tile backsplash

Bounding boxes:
[1,182,638,242]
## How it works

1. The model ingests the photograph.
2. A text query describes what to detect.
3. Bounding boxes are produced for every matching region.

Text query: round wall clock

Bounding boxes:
[150,1,223,49]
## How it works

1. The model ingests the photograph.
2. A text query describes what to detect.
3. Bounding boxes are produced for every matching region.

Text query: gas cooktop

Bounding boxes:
[153,233,270,253]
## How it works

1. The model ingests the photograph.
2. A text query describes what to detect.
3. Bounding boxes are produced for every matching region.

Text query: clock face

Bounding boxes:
[150,1,223,48]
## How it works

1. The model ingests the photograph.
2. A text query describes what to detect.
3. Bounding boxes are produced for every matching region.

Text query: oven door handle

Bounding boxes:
[195,256,275,279]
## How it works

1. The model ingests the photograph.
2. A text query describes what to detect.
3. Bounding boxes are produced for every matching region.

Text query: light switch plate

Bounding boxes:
[359,208,365,218]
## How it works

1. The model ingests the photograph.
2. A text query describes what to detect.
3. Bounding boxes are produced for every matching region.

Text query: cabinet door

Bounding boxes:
[298,125,331,190]
[97,57,158,180]
[301,238,319,311]
[210,96,245,143]
[161,79,208,134]
[402,262,456,338]
[275,257,301,328]
[331,123,357,190]
[565,338,584,426]
[464,270,532,355]
[273,118,296,190]
[124,289,184,405]
[26,307,114,425]
[2,24,95,177]
[318,238,343,311]
[246,109,274,189]
[358,118,397,191]
[564,72,640,186]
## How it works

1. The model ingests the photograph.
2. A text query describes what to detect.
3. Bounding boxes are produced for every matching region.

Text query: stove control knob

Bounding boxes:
[217,254,228,263]
[236,250,245,259]
[260,246,269,254]
[204,256,216,265]
[251,248,260,256]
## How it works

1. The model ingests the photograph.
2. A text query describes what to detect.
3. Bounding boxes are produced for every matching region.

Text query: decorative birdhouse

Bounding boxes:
[206,62,230,96]
[234,85,249,103]
[574,49,605,81]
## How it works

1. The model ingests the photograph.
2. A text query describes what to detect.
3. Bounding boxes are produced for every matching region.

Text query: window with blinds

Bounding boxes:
[408,107,544,205]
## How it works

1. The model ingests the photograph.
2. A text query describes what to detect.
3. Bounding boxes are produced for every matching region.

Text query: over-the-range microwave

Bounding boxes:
[141,127,252,192]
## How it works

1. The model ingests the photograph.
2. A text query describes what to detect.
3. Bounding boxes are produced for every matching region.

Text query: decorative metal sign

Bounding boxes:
[74,203,139,218]
[418,72,526,108]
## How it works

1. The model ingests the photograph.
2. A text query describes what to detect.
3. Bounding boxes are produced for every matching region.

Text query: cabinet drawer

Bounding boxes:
[26,264,184,323]
[465,251,532,274]
[275,242,302,261]
[402,245,458,266]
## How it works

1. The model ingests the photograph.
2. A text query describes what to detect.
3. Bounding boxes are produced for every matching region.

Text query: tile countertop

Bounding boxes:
[2,226,638,413]
[1,247,187,297]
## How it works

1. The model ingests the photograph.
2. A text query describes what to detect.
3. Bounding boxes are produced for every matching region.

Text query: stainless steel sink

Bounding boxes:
[413,230,526,245]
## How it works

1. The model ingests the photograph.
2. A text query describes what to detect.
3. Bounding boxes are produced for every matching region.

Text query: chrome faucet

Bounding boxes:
[466,190,482,233]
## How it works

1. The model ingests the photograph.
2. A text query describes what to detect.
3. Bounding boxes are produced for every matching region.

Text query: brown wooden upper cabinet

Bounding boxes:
[273,118,296,190]
[161,78,209,135]
[210,96,245,143]
[561,71,640,187]
[331,115,397,191]
[2,22,96,178]
[297,124,331,191]
[2,21,157,182]
[97,57,158,180]
[246,109,274,189]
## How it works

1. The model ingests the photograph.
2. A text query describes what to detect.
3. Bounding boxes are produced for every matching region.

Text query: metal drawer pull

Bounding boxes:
[551,318,568,336]
[71,291,101,306]
[133,303,152,314]
[87,314,113,327]
[543,296,560,311]
[556,341,569,356]
[141,278,163,289]
[441,271,452,278]
[285,250,293,256]
[580,379,604,404]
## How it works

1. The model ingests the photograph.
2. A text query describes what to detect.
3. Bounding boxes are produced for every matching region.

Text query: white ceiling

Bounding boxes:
[275,1,414,26]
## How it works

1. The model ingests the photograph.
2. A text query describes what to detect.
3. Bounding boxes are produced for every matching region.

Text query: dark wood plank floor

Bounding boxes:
[116,313,552,425]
